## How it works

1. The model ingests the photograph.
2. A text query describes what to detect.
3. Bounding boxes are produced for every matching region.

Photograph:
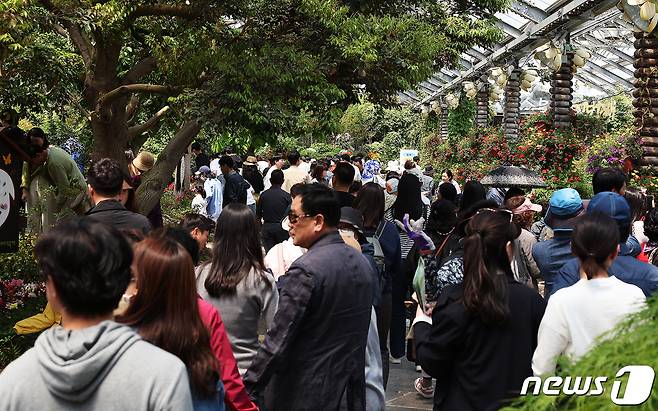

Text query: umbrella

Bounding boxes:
[480,165,547,188]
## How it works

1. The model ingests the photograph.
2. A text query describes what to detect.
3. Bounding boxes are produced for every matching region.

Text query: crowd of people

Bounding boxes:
[0,135,656,411]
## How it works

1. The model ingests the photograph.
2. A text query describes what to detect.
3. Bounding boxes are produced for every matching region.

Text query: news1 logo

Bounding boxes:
[521,365,655,405]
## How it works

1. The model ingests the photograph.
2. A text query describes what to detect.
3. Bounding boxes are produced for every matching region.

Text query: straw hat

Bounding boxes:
[244,156,258,166]
[132,151,155,172]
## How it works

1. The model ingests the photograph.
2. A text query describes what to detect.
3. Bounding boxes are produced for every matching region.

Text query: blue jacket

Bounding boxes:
[552,242,658,297]
[532,233,573,297]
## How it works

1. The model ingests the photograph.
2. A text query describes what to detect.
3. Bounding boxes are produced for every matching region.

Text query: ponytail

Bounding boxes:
[462,222,512,325]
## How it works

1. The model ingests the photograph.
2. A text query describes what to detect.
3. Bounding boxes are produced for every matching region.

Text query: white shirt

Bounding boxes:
[264,238,305,280]
[257,160,269,174]
[191,194,207,217]
[299,161,311,174]
[352,164,362,182]
[263,166,277,191]
[246,183,255,206]
[532,276,645,376]
[210,159,220,176]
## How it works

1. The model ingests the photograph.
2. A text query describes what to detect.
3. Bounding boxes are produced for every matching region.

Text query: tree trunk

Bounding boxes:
[85,35,129,164]
[90,97,130,165]
[136,119,202,214]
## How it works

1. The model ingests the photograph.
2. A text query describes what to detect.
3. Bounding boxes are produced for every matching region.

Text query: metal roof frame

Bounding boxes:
[399,0,633,107]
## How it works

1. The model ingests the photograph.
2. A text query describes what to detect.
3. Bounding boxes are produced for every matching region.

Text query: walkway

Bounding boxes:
[386,358,433,411]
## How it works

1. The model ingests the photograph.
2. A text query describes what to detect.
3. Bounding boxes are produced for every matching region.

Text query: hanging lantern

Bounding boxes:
[445,93,459,109]
[488,67,509,88]
[519,69,537,91]
[489,85,503,102]
[619,0,658,32]
[463,82,477,99]
[534,43,563,72]
[570,49,591,73]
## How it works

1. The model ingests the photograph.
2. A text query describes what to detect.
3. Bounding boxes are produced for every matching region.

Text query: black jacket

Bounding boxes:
[222,171,249,208]
[415,279,545,411]
[256,186,290,223]
[85,200,152,233]
[243,167,264,194]
[244,232,373,411]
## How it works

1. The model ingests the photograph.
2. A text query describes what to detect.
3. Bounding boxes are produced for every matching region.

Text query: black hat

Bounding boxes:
[339,207,365,239]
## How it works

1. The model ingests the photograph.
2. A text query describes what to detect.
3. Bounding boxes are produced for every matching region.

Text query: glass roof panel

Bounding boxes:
[405,2,637,109]
[525,0,561,11]
[494,11,530,29]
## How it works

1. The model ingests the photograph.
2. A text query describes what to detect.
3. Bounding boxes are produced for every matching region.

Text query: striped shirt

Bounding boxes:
[385,205,429,260]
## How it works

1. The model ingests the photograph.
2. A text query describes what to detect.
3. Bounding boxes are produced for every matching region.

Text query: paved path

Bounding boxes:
[385,358,433,411]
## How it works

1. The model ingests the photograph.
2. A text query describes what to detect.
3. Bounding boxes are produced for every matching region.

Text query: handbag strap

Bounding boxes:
[433,228,455,258]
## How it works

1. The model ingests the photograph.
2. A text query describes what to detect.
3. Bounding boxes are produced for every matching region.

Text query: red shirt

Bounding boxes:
[198,298,259,411]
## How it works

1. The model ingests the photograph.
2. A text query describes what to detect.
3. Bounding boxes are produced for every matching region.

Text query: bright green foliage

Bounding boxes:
[505,297,658,410]
[1,0,507,156]
[447,98,475,140]
[338,100,438,161]
[339,100,379,147]
[0,6,84,115]
[300,142,342,159]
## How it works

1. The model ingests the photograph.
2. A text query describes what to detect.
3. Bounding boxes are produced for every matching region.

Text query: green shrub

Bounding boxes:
[0,234,40,283]
[447,98,475,140]
[300,142,341,159]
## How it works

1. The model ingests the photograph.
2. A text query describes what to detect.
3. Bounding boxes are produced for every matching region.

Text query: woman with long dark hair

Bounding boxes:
[310,164,327,185]
[532,213,645,376]
[197,203,278,375]
[414,209,545,410]
[458,180,486,212]
[117,234,224,410]
[354,182,402,388]
[384,173,428,362]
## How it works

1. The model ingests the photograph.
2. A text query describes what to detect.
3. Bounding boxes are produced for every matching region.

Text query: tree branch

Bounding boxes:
[125,96,140,124]
[130,4,205,19]
[39,0,95,68]
[128,106,170,139]
[61,21,94,68]
[98,84,182,107]
[136,119,202,214]
[122,56,157,85]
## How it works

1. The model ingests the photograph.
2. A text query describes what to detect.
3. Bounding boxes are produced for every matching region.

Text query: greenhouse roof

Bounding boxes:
[399,0,635,111]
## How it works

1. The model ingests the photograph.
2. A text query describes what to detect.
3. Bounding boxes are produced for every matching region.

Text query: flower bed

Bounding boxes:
[424,110,652,198]
[0,234,47,368]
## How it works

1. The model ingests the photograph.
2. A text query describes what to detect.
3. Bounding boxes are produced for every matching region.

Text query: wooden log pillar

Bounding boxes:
[476,80,489,128]
[633,32,658,166]
[439,103,448,141]
[504,66,522,142]
[550,52,574,130]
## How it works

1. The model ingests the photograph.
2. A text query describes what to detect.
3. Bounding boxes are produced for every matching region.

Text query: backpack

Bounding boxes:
[366,221,387,277]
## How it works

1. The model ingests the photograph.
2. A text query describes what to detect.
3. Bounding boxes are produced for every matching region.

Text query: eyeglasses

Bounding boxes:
[288,211,314,225]
[472,207,514,223]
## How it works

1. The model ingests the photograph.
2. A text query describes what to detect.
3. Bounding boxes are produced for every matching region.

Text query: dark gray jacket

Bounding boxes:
[85,199,151,233]
[244,231,373,411]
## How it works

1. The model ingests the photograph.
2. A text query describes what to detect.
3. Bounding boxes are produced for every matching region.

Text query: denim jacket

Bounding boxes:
[532,233,573,297]
[552,241,658,298]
